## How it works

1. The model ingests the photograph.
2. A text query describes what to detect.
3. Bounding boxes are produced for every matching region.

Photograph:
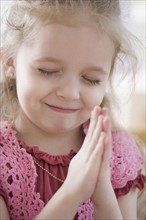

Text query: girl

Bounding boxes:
[0,1,145,219]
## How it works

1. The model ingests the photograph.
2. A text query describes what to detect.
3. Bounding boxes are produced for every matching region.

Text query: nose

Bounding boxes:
[56,79,80,101]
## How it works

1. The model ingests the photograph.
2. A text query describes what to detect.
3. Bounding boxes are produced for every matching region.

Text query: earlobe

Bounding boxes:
[5,58,16,79]
[7,67,16,79]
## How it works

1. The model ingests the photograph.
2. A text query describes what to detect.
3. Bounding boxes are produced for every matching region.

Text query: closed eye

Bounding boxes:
[38,69,60,76]
[82,76,101,86]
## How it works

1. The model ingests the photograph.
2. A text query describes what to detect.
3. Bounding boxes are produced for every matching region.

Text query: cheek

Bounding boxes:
[89,95,104,109]
[16,76,32,93]
[84,87,105,110]
[16,75,39,106]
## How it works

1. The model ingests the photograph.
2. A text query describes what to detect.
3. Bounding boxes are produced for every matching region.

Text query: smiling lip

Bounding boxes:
[46,104,78,113]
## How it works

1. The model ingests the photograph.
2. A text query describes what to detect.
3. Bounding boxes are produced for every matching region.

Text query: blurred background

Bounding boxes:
[116,0,145,145]
[0,0,145,144]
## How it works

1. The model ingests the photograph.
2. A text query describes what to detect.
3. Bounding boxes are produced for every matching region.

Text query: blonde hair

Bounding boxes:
[0,0,140,122]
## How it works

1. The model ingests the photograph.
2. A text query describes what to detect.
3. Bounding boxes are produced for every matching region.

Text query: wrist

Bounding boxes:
[92,184,123,220]
[93,201,123,220]
[61,180,84,207]
[91,179,113,207]
[35,183,81,220]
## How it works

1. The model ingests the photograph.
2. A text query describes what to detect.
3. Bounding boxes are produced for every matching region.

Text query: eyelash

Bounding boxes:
[82,76,100,86]
[38,69,100,86]
[38,69,59,76]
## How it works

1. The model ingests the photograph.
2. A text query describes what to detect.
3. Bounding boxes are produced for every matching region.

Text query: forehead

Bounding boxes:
[22,24,115,67]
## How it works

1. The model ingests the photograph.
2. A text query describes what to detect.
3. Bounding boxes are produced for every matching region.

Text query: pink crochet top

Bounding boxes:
[0,121,145,220]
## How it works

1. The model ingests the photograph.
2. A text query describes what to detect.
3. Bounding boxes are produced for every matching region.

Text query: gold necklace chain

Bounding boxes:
[34,160,64,183]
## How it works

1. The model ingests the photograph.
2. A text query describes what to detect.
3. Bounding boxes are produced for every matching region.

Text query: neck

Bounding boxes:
[15,115,84,156]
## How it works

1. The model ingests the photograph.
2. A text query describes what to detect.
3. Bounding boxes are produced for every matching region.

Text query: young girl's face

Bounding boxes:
[13,24,115,133]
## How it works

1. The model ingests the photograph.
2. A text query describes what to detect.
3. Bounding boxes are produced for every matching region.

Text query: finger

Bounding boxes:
[101,107,111,133]
[101,136,112,172]
[101,107,109,117]
[103,116,111,134]
[89,107,110,147]
[84,106,101,142]
[91,132,105,161]
[90,115,104,149]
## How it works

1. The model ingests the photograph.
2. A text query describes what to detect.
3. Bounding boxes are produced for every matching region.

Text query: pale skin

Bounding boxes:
[0,107,138,220]
[0,24,138,219]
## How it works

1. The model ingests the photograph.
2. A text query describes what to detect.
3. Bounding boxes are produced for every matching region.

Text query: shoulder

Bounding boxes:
[0,121,44,219]
[0,120,14,131]
[111,129,143,156]
[111,129,144,189]
[0,120,36,176]
[0,120,18,156]
[0,120,17,143]
[0,120,38,196]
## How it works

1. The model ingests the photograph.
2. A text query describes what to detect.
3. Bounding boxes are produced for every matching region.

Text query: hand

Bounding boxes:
[63,106,107,205]
[91,108,113,207]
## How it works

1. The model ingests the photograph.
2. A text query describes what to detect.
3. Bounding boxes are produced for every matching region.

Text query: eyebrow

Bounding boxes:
[34,57,108,75]
[34,57,62,64]
[85,67,108,76]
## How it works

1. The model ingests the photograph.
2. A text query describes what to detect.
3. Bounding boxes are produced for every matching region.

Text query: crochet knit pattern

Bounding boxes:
[0,121,144,220]
[111,130,144,189]
[0,122,44,220]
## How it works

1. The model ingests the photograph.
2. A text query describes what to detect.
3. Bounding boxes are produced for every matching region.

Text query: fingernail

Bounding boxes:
[101,131,105,137]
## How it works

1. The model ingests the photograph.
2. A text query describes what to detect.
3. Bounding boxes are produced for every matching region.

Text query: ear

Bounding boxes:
[0,48,4,59]
[5,58,16,79]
